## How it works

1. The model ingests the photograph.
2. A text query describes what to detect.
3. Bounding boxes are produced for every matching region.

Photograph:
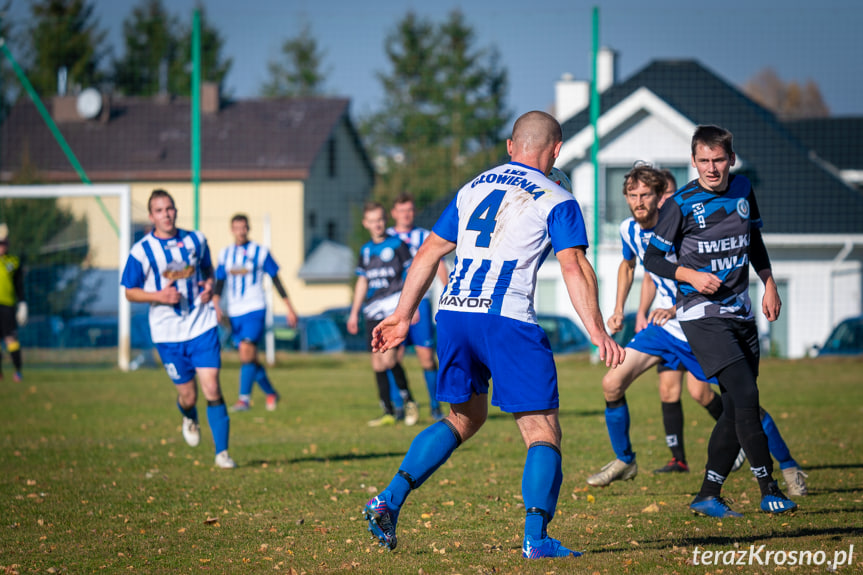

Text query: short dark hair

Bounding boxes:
[231,213,249,227]
[148,189,175,213]
[363,201,385,217]
[392,193,415,207]
[659,168,677,191]
[622,164,666,196]
[691,125,734,157]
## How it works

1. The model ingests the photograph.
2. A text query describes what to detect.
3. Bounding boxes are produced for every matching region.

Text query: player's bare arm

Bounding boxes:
[347,276,369,335]
[759,270,781,322]
[637,274,657,332]
[608,257,636,334]
[648,306,676,327]
[373,233,455,353]
[557,247,625,367]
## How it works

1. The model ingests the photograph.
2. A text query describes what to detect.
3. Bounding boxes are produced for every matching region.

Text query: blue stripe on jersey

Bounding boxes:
[489,260,517,315]
[547,200,589,252]
[449,258,473,296]
[469,260,491,297]
[250,244,261,287]
[433,195,460,243]
[141,241,162,291]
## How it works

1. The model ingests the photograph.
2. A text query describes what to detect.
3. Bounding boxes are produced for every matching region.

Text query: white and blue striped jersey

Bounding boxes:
[121,230,218,343]
[215,241,280,317]
[619,218,685,341]
[433,162,588,324]
[387,225,434,301]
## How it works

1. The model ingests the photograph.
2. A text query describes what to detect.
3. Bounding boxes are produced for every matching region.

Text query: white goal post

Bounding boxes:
[0,184,132,370]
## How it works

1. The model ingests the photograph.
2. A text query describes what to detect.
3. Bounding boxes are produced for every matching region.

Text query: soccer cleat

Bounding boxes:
[364,493,399,550]
[404,401,419,426]
[393,407,405,421]
[13,372,22,383]
[586,458,638,487]
[214,450,237,469]
[690,495,743,518]
[181,417,200,447]
[760,481,797,513]
[230,400,250,412]
[431,407,445,422]
[782,467,808,497]
[265,393,279,412]
[522,535,583,559]
[367,414,397,427]
[731,448,746,472]
[653,458,689,474]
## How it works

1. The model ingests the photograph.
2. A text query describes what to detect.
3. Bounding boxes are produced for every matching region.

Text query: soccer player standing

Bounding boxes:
[644,125,797,516]
[366,111,624,557]
[0,225,26,382]
[122,190,235,469]
[212,214,298,412]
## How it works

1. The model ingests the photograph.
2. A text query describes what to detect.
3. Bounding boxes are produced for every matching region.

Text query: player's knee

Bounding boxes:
[602,374,626,401]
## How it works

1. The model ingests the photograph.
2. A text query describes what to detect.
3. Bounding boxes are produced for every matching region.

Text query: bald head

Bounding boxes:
[508,111,562,173]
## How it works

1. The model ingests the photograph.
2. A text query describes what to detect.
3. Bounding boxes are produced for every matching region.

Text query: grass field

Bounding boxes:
[1,353,861,574]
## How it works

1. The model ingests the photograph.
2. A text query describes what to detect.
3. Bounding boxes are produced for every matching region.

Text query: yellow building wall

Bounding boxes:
[60,181,352,316]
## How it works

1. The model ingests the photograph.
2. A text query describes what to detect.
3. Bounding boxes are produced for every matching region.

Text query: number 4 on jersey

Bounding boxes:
[467,189,506,248]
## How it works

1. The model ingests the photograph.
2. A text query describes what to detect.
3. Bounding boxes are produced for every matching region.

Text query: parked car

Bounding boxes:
[271,314,346,353]
[536,314,591,354]
[320,306,369,352]
[816,315,863,356]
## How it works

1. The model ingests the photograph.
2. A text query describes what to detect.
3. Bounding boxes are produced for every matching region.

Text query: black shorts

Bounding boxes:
[680,317,759,379]
[0,305,18,339]
[365,317,383,352]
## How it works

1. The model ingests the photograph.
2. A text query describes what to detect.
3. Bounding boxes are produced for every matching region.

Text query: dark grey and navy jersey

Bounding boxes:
[649,174,762,322]
[356,235,413,320]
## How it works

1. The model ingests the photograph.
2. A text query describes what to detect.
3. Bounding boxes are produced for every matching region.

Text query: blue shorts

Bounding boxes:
[229,309,266,346]
[405,298,435,349]
[435,310,558,413]
[155,327,222,384]
[627,323,716,384]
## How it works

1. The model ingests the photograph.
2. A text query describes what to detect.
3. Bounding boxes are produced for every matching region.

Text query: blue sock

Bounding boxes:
[255,364,276,396]
[388,370,404,410]
[423,370,439,410]
[761,409,798,469]
[206,402,230,454]
[606,398,635,464]
[522,443,562,540]
[177,400,198,422]
[239,363,255,401]
[386,421,460,507]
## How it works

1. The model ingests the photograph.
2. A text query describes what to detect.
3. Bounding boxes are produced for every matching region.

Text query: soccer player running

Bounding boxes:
[366,111,624,558]
[387,194,450,421]
[0,225,26,382]
[644,125,797,516]
[348,202,419,428]
[122,190,235,469]
[212,214,298,412]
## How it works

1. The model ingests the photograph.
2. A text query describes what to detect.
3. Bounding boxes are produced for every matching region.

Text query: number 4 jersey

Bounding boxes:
[432,161,589,324]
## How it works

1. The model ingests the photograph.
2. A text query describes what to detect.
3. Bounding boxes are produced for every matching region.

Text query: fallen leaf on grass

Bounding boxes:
[203,517,220,526]
[641,503,660,513]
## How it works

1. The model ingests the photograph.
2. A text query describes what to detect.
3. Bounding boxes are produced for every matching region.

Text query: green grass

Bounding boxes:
[1,353,861,574]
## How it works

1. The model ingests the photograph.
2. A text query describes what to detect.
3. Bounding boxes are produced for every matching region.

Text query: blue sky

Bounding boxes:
[8,0,863,119]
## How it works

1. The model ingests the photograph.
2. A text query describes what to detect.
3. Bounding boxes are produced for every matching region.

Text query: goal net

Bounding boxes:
[0,184,133,370]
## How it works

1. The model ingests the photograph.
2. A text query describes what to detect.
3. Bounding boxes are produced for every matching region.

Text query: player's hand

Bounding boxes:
[215,305,224,324]
[762,284,781,322]
[593,332,625,368]
[198,280,213,304]
[347,315,358,335]
[689,271,722,295]
[372,314,409,353]
[16,301,28,327]
[648,307,675,327]
[158,282,181,305]
[607,311,624,334]
[285,304,298,329]
[635,311,649,333]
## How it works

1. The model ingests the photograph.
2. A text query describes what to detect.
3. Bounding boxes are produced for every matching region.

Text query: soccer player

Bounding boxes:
[365,111,624,558]
[348,201,419,428]
[122,189,235,469]
[0,225,26,382]
[644,125,797,516]
[212,214,298,412]
[387,193,450,421]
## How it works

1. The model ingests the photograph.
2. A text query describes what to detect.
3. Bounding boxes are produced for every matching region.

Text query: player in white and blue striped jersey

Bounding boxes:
[213,214,298,413]
[121,189,234,469]
[363,111,624,558]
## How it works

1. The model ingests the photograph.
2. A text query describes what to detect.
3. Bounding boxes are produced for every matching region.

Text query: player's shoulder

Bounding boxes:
[619,216,636,234]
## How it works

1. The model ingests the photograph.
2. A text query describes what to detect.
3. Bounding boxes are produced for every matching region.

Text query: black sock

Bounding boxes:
[374,371,393,415]
[661,401,686,462]
[705,393,723,420]
[11,349,21,372]
[698,413,739,498]
[735,406,775,496]
[391,363,414,402]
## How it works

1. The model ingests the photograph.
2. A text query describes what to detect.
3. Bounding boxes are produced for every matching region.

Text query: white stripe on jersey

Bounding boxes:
[619,217,685,341]
[216,241,275,317]
[386,226,429,256]
[126,230,217,343]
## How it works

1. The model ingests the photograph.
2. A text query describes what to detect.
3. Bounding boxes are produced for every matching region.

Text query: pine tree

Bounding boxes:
[112,0,181,96]
[261,22,327,97]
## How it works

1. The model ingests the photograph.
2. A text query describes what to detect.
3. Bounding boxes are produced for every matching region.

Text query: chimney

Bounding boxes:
[52,94,80,122]
[554,73,590,123]
[201,82,220,114]
[597,46,618,93]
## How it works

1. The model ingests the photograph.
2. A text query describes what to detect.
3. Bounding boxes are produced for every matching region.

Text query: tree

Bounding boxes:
[361,11,510,209]
[112,0,182,96]
[261,22,327,97]
[23,0,108,97]
[743,67,829,119]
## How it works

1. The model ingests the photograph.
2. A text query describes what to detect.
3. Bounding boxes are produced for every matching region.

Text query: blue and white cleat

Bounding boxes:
[522,535,583,558]
[761,482,797,514]
[690,495,743,518]
[364,492,399,550]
